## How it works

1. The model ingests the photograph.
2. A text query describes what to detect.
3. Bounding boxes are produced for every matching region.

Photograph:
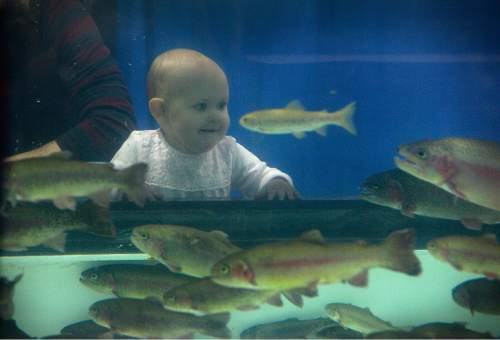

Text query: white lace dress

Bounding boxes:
[111,130,293,200]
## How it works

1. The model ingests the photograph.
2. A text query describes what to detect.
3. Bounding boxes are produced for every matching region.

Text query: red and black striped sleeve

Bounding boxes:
[46,0,136,161]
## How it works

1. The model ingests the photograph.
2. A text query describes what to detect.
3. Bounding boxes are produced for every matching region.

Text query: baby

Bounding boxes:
[111,49,298,201]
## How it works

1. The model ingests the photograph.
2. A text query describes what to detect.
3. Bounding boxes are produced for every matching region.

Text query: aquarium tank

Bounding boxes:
[1,0,500,338]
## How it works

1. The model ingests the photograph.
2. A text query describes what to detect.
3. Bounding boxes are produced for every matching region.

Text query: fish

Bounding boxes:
[211,228,421,291]
[394,137,500,212]
[0,274,22,320]
[239,100,356,138]
[411,322,493,339]
[365,330,424,339]
[240,317,335,339]
[452,278,500,315]
[360,169,500,230]
[3,152,147,210]
[0,201,116,252]
[427,234,500,279]
[59,320,123,339]
[163,277,287,314]
[80,264,195,301]
[313,324,363,339]
[131,224,241,277]
[89,298,231,339]
[325,303,399,335]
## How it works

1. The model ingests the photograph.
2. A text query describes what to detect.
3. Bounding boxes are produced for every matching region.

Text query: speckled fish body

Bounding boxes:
[239,101,356,138]
[211,229,421,291]
[240,317,335,339]
[395,137,500,212]
[80,264,195,301]
[3,153,147,210]
[452,278,500,315]
[163,277,284,314]
[325,303,398,335]
[361,169,500,229]
[89,298,231,339]
[131,224,241,277]
[427,234,500,279]
[1,201,115,252]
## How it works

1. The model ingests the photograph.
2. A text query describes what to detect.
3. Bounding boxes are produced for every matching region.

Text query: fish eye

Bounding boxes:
[90,273,99,281]
[193,102,207,111]
[219,263,230,274]
[139,232,149,240]
[415,147,428,159]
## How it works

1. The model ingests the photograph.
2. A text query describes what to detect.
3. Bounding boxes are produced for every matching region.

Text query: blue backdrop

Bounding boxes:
[115,0,500,198]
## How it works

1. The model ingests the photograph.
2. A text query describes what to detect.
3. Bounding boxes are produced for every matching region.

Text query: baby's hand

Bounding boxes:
[258,178,300,200]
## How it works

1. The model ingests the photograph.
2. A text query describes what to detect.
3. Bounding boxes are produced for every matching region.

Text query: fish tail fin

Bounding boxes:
[200,312,232,339]
[119,163,148,207]
[78,200,116,237]
[381,228,421,276]
[330,101,357,135]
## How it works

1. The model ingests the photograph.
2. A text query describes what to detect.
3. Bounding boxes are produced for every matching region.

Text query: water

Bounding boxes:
[1,251,499,338]
[2,0,500,338]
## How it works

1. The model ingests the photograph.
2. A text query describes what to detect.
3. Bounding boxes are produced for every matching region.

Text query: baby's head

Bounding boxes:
[147,49,229,154]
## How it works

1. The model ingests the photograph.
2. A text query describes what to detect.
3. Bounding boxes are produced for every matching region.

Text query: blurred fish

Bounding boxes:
[240,317,335,339]
[313,324,363,339]
[80,264,195,301]
[3,152,147,210]
[395,137,500,212]
[163,277,287,314]
[452,278,500,315]
[1,201,116,252]
[411,322,493,339]
[239,100,356,138]
[360,169,500,230]
[89,298,231,339]
[131,224,241,277]
[0,274,22,320]
[211,229,421,291]
[58,320,134,339]
[365,330,424,339]
[325,303,398,335]
[427,234,500,279]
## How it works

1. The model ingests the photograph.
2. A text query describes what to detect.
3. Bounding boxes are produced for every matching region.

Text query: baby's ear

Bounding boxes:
[149,97,166,119]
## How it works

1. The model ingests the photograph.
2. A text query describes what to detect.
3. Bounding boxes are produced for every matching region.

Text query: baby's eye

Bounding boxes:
[217,101,227,110]
[193,102,207,111]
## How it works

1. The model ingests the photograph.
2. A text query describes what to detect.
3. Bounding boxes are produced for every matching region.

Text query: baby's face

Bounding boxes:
[159,64,229,154]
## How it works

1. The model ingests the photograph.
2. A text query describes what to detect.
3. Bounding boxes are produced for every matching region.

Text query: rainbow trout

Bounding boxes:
[80,264,195,301]
[239,100,356,138]
[211,229,421,291]
[3,152,147,210]
[131,224,241,277]
[361,169,500,230]
[1,201,115,252]
[427,234,500,279]
[89,298,231,338]
[452,278,500,315]
[395,137,500,212]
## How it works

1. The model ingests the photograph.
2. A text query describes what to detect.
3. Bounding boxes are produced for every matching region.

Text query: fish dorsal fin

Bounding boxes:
[45,151,72,160]
[285,100,304,110]
[482,234,497,243]
[299,230,326,244]
[210,230,229,240]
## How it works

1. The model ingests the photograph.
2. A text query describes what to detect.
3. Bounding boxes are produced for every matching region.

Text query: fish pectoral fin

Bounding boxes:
[43,233,66,252]
[53,196,77,211]
[266,293,283,307]
[401,200,417,218]
[460,218,483,230]
[45,151,73,160]
[346,269,368,287]
[285,99,304,110]
[315,126,328,136]
[292,131,306,139]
